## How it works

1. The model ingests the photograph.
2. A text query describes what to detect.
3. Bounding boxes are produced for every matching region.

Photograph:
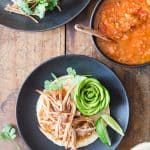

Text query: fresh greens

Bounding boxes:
[44,80,62,90]
[67,67,77,76]
[9,0,60,21]
[0,124,20,150]
[47,0,59,11]
[44,73,62,90]
[0,124,16,140]
[16,0,32,15]
[34,3,48,19]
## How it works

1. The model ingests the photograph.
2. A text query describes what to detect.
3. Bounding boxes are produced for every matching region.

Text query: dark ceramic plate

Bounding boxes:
[0,0,90,31]
[90,0,150,67]
[16,55,129,150]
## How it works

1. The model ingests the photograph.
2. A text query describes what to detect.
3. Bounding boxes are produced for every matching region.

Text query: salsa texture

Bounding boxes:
[94,0,150,65]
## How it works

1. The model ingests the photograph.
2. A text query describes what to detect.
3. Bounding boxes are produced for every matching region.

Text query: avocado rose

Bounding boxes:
[74,78,110,116]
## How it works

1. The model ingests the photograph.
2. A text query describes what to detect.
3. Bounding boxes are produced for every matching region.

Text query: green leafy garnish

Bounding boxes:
[67,67,77,76]
[16,0,33,15]
[44,73,62,90]
[34,3,48,19]
[47,0,59,11]
[0,124,20,150]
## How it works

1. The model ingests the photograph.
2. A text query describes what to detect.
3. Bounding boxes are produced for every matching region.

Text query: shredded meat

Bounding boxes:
[36,88,95,150]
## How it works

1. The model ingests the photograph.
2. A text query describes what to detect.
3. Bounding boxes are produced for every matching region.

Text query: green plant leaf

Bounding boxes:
[44,80,52,90]
[67,67,77,76]
[16,0,33,15]
[2,124,12,133]
[0,132,10,139]
[34,3,48,19]
[47,0,59,11]
[44,79,62,90]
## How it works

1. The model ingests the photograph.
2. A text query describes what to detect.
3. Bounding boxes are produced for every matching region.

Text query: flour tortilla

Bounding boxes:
[36,75,110,148]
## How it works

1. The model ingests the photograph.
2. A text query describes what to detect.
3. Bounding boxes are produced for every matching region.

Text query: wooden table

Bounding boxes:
[0,1,149,149]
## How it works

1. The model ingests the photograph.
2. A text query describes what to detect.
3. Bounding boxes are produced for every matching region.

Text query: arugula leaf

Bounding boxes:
[67,67,77,76]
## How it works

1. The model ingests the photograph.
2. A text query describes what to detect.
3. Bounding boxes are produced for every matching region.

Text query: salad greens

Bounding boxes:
[6,0,60,22]
[67,67,77,76]
[0,124,20,150]
[44,67,76,91]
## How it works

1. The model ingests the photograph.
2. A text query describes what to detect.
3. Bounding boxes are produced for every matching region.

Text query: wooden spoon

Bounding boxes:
[74,24,111,42]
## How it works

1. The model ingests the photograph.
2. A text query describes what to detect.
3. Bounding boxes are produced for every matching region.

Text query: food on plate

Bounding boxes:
[94,0,150,65]
[74,78,110,116]
[36,67,124,150]
[5,0,61,23]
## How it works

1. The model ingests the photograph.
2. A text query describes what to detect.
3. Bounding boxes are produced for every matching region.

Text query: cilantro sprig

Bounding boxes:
[44,67,77,91]
[67,67,77,76]
[0,124,20,150]
[44,73,63,90]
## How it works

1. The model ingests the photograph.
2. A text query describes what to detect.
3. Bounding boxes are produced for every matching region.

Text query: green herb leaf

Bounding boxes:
[0,132,10,140]
[44,79,62,90]
[50,81,63,90]
[44,80,52,90]
[47,0,59,11]
[34,3,48,19]
[16,0,33,15]
[0,124,17,140]
[67,67,77,76]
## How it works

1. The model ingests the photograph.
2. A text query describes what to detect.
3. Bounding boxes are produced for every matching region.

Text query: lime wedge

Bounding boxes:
[96,118,111,146]
[101,114,124,136]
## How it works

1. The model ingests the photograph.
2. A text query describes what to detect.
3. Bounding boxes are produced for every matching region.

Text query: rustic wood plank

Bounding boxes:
[0,26,65,150]
[66,0,150,149]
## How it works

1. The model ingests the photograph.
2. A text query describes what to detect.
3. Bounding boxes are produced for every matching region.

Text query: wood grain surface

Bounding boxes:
[0,26,65,150]
[0,0,150,149]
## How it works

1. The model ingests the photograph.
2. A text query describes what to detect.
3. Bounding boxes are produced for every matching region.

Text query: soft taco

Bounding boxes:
[36,68,123,150]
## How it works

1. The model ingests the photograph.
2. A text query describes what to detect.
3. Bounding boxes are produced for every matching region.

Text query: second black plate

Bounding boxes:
[17,55,129,150]
[0,0,90,31]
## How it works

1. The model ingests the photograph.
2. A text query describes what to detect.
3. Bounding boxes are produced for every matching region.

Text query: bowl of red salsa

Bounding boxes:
[90,0,150,67]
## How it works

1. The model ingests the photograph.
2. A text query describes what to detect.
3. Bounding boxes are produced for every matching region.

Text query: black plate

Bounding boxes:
[16,55,129,150]
[90,0,150,67]
[0,0,90,31]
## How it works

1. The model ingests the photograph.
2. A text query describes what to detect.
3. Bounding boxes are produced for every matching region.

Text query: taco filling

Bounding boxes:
[36,67,124,150]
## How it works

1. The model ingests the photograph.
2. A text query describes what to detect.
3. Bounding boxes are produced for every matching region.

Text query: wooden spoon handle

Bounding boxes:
[74,24,111,42]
